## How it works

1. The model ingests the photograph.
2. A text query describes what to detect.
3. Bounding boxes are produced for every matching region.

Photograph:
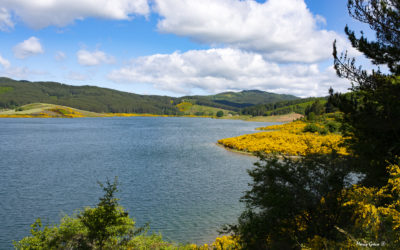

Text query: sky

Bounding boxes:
[0,0,374,97]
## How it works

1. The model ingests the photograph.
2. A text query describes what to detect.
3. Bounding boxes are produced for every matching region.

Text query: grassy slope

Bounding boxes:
[176,102,233,116]
[0,103,105,117]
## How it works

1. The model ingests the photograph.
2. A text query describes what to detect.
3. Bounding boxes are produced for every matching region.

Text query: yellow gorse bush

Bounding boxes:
[343,161,400,242]
[218,121,347,156]
[193,236,241,250]
[176,102,193,112]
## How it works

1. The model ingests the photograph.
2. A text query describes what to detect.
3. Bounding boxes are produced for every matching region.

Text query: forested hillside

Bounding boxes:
[241,97,327,116]
[0,77,303,115]
[0,77,178,114]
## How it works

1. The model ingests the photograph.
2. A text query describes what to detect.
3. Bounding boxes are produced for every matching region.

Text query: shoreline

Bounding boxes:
[215,143,257,157]
[0,113,301,123]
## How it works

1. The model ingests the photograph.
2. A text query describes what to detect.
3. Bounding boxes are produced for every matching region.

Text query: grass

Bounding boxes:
[176,102,234,117]
[0,103,102,118]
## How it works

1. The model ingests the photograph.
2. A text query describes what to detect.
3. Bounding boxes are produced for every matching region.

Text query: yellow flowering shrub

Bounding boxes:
[218,121,347,156]
[49,107,85,118]
[342,161,400,244]
[176,102,193,112]
[193,236,241,250]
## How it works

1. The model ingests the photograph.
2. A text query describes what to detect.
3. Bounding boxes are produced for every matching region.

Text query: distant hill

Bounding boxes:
[0,77,301,115]
[241,97,328,116]
[180,90,299,110]
[209,90,299,107]
[0,77,178,114]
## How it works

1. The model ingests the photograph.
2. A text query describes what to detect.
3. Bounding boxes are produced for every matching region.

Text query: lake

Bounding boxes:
[0,117,277,249]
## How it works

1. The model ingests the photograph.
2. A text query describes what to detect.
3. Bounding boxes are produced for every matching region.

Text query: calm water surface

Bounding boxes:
[0,117,277,248]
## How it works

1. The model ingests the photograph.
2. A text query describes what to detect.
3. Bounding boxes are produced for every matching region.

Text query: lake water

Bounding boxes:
[0,117,276,249]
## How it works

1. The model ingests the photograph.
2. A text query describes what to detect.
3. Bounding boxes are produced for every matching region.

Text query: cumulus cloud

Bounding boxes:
[0,54,10,68]
[77,49,114,66]
[0,65,48,79]
[108,48,350,97]
[0,0,149,29]
[154,0,355,63]
[0,7,13,31]
[13,36,44,59]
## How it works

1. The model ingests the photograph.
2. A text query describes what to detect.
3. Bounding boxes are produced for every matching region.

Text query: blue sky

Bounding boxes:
[0,0,372,97]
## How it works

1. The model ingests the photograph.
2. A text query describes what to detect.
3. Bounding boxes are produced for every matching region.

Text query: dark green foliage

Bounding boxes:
[241,97,327,117]
[14,178,182,250]
[0,77,300,115]
[78,177,131,249]
[179,90,299,112]
[305,100,325,117]
[177,96,239,111]
[346,0,400,75]
[210,90,298,106]
[303,123,329,135]
[0,77,178,114]
[306,112,316,121]
[332,0,400,186]
[225,153,352,249]
[326,121,341,133]
[216,110,224,117]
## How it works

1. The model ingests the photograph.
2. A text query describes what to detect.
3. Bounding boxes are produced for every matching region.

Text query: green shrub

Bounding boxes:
[303,123,329,135]
[303,123,320,133]
[326,121,341,133]
[13,178,189,250]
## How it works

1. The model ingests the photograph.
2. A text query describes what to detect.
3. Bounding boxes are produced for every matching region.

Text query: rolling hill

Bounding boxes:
[0,77,302,115]
[240,97,328,116]
[0,77,178,114]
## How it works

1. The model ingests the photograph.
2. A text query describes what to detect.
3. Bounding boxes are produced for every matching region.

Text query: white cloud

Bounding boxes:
[1,65,47,79]
[0,7,13,31]
[0,54,10,68]
[55,51,66,61]
[109,48,350,97]
[154,0,354,63]
[77,49,114,66]
[0,0,149,29]
[13,36,44,59]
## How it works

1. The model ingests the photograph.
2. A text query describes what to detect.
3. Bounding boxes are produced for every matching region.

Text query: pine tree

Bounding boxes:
[332,0,400,186]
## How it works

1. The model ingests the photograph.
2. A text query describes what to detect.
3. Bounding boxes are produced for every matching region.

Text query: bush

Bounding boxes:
[326,121,341,133]
[307,112,316,121]
[13,178,186,250]
[303,123,328,135]
[216,111,224,117]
